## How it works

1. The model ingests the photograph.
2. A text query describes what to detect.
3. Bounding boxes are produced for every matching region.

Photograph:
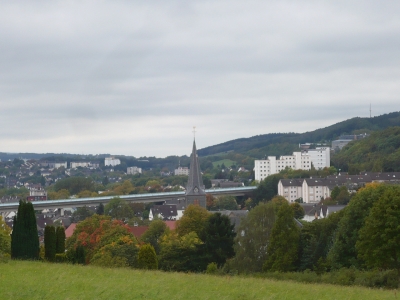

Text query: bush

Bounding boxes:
[206,262,218,274]
[260,268,399,289]
[0,252,10,263]
[138,244,158,270]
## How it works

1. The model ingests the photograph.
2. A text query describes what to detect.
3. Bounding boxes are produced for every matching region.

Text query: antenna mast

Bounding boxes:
[370,104,371,118]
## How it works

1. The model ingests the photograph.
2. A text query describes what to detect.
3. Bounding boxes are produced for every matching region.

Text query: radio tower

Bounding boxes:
[370,103,372,118]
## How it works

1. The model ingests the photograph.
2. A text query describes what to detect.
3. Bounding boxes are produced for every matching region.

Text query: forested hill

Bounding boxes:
[198,111,400,158]
[331,126,400,173]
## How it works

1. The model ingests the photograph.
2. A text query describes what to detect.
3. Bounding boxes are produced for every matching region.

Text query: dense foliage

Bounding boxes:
[331,126,400,173]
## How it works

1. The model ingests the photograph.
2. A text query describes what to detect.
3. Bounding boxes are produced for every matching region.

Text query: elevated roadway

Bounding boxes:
[0,186,256,213]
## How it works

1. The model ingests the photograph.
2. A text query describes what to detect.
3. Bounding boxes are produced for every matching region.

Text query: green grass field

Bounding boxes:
[212,159,236,168]
[0,261,398,300]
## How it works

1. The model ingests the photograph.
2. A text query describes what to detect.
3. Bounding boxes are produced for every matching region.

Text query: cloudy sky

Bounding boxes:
[1,1,399,157]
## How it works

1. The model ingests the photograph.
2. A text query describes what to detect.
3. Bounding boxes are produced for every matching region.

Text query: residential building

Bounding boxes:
[149,205,179,221]
[174,166,189,176]
[254,147,330,181]
[127,166,142,175]
[27,188,47,201]
[104,157,121,166]
[278,172,400,203]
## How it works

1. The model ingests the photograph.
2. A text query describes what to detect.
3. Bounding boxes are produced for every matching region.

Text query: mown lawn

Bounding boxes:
[0,261,397,300]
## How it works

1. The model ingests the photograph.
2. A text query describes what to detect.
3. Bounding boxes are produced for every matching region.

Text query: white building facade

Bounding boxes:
[127,166,142,175]
[254,147,330,182]
[174,167,189,176]
[104,157,121,167]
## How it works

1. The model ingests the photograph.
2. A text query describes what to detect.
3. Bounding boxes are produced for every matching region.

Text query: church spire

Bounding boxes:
[185,135,206,208]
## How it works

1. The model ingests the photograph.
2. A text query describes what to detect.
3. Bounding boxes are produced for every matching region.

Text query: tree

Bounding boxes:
[356,185,400,274]
[230,202,277,273]
[140,220,168,254]
[54,177,94,195]
[44,226,56,261]
[253,174,284,205]
[138,244,158,270]
[56,226,66,254]
[175,205,210,238]
[203,213,235,267]
[66,214,136,264]
[298,209,344,271]
[96,203,105,215]
[90,235,138,268]
[290,202,305,219]
[214,196,238,210]
[263,202,300,272]
[330,186,341,201]
[328,183,387,269]
[159,231,205,272]
[71,206,94,223]
[105,197,134,221]
[0,216,11,255]
[11,200,39,260]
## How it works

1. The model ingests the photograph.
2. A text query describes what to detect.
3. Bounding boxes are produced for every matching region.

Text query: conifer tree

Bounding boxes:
[96,203,104,215]
[55,226,66,254]
[44,225,56,261]
[11,200,39,260]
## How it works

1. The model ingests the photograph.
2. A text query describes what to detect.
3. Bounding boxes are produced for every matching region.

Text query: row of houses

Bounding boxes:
[278,172,400,203]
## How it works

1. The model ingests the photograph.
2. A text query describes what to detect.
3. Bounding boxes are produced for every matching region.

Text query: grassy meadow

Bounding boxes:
[212,159,236,168]
[0,261,398,300]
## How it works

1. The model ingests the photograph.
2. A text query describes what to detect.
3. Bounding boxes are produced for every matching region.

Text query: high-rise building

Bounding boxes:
[254,147,330,181]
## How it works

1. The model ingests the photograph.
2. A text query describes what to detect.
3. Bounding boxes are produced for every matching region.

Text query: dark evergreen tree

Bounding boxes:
[96,203,104,215]
[203,213,236,267]
[11,200,39,260]
[55,226,66,254]
[44,225,56,261]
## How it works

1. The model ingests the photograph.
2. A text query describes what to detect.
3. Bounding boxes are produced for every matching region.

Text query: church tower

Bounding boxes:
[185,138,206,208]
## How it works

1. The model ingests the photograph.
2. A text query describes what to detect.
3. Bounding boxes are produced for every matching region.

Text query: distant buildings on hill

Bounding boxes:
[127,166,142,175]
[332,133,369,150]
[254,147,330,181]
[174,166,189,176]
[104,157,121,166]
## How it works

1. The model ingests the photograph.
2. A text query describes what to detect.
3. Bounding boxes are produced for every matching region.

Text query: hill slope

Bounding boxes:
[331,126,400,173]
[198,111,400,158]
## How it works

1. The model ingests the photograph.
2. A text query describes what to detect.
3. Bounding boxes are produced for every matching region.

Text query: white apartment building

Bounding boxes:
[104,157,121,167]
[278,178,331,203]
[254,147,330,182]
[127,166,142,175]
[174,167,189,176]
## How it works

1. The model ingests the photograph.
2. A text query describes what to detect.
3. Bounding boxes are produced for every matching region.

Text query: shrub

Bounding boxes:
[206,262,218,274]
[138,244,158,270]
[0,252,10,263]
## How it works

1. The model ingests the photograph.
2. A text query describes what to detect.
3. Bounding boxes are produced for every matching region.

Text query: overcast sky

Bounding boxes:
[1,1,399,157]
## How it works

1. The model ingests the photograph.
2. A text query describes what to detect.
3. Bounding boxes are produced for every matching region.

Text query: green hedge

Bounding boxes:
[257,268,399,289]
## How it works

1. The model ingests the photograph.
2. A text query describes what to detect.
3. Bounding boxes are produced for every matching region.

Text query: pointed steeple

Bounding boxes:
[185,139,206,207]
